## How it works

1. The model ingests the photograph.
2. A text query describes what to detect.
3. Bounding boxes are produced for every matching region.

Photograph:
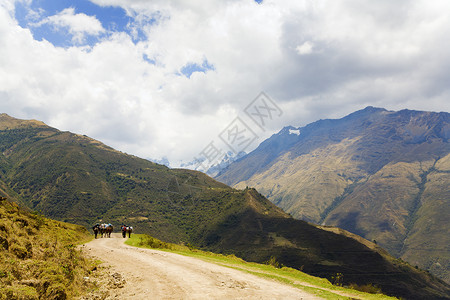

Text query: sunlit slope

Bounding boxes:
[0,197,93,299]
[217,107,450,282]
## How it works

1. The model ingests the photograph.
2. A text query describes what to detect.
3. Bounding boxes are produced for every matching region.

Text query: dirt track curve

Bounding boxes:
[81,234,321,299]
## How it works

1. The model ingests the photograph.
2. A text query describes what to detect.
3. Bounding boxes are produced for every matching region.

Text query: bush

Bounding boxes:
[330,272,344,286]
[0,285,39,300]
[138,235,172,249]
[0,235,8,250]
[348,282,382,294]
[45,283,67,300]
[265,256,284,269]
[10,244,28,259]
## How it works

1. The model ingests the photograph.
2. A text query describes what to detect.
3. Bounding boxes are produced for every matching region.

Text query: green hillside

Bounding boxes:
[0,114,264,243]
[1,113,449,299]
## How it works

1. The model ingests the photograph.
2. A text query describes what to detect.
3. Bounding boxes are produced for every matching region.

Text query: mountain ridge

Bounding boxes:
[216,106,450,283]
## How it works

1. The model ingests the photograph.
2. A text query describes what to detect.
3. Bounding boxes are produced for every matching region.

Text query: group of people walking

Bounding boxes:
[121,225,133,238]
[92,223,133,238]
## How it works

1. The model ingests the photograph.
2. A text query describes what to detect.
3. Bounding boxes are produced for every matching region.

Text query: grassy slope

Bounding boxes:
[125,234,398,300]
[325,155,450,283]
[400,155,450,283]
[0,197,95,299]
[0,116,238,243]
[233,144,450,283]
[234,137,367,222]
[219,108,450,282]
[193,190,450,300]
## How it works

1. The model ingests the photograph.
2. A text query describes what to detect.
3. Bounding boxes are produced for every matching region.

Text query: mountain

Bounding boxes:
[204,151,247,177]
[216,106,450,283]
[180,150,247,177]
[1,113,449,299]
[149,156,171,167]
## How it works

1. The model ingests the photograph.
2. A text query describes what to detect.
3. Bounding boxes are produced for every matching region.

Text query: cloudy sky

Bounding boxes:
[1,0,449,167]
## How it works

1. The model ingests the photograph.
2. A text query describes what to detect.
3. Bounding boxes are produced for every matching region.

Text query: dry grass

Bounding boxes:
[0,198,96,299]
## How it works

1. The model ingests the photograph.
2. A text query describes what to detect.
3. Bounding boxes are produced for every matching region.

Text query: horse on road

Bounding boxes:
[93,224,100,239]
[100,223,113,238]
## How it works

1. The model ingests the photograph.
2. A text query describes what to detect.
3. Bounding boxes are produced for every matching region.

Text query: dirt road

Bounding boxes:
[81,234,321,299]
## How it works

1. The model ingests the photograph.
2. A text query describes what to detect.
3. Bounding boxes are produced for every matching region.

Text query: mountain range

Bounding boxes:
[0,112,449,299]
[216,106,450,284]
[179,150,247,177]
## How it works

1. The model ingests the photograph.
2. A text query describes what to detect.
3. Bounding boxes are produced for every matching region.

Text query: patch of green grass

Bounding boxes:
[126,234,397,300]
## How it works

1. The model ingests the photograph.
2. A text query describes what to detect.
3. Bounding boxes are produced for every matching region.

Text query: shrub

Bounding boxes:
[14,217,29,228]
[0,236,8,250]
[10,244,28,259]
[45,283,67,300]
[330,272,344,286]
[0,285,39,300]
[348,282,382,294]
[265,256,284,269]
[138,235,172,249]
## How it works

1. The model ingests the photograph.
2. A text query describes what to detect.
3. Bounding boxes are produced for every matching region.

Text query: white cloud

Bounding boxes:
[296,41,314,55]
[34,7,105,43]
[0,0,450,165]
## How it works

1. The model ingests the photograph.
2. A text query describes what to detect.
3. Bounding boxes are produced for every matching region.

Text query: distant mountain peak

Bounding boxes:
[278,125,300,135]
[344,106,387,119]
[362,105,386,111]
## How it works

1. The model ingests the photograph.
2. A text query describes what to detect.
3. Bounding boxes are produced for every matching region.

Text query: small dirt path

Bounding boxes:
[81,234,322,299]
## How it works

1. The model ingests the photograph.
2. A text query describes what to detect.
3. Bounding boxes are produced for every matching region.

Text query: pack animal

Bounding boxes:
[92,224,100,239]
[100,223,113,238]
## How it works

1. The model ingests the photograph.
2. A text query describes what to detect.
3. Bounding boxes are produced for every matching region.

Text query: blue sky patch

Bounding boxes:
[180,60,215,78]
[143,54,156,65]
[14,0,133,47]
